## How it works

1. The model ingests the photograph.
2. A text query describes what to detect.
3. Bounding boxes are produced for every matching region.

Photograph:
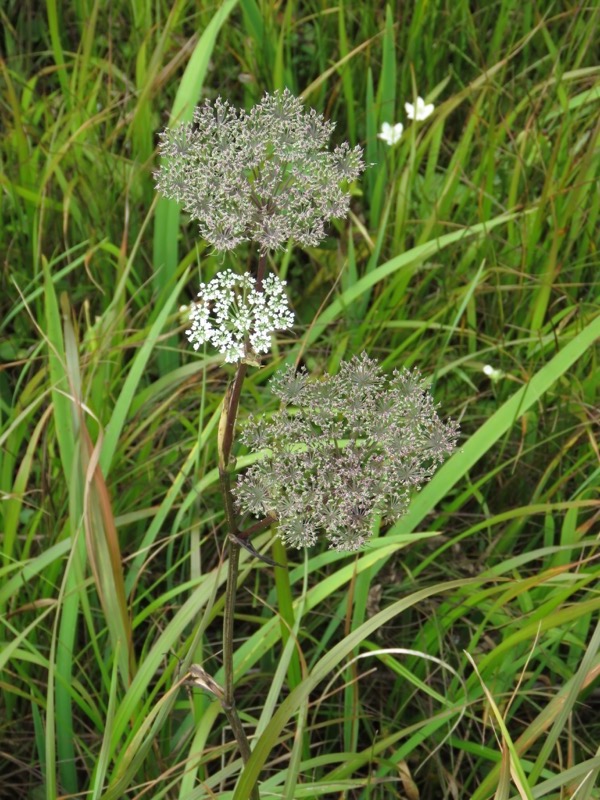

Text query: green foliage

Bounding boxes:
[1,1,599,798]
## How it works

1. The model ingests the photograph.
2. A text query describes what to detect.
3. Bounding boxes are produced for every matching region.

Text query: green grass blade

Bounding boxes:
[232,578,481,799]
[99,268,189,476]
[394,312,600,536]
[43,258,75,484]
[306,208,531,348]
[152,0,239,374]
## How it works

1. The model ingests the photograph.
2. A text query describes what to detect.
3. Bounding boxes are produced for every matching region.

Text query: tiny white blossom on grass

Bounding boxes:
[483,364,504,382]
[377,121,404,146]
[405,96,434,122]
[185,270,294,363]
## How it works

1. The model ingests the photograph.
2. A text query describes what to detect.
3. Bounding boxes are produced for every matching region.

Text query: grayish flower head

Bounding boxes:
[155,89,365,252]
[185,270,294,363]
[234,353,459,551]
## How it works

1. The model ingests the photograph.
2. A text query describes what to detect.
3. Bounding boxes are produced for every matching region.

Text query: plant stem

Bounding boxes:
[219,382,258,795]
[217,252,268,798]
[222,535,242,712]
[219,363,248,477]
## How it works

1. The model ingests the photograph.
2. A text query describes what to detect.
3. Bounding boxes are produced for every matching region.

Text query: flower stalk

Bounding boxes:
[218,375,257,784]
[216,253,269,798]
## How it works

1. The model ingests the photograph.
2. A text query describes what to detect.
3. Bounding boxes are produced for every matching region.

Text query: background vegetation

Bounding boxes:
[1,1,599,798]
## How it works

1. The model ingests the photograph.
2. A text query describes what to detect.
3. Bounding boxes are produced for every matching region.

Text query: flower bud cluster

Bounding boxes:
[234,353,459,551]
[155,89,364,252]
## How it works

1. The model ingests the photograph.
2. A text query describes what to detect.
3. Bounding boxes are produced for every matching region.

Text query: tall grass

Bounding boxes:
[1,1,599,798]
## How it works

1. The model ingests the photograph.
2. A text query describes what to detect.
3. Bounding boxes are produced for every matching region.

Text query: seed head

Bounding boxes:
[155,89,365,252]
[234,353,459,551]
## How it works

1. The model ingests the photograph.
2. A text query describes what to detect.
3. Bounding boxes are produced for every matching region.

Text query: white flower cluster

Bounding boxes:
[377,95,435,146]
[185,270,294,363]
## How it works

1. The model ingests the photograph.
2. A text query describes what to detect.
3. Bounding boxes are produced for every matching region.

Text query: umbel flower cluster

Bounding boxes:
[234,354,459,551]
[155,89,365,252]
[185,270,294,363]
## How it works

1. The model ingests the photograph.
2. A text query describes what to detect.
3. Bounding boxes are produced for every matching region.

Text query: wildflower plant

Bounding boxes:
[235,354,459,551]
[377,94,435,150]
[155,88,455,797]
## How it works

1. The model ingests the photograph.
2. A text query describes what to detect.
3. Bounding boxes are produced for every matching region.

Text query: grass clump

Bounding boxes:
[1,2,599,799]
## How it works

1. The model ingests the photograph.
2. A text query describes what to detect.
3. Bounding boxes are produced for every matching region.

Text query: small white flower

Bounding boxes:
[185,270,294,363]
[377,121,404,146]
[483,364,504,382]
[405,97,434,122]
